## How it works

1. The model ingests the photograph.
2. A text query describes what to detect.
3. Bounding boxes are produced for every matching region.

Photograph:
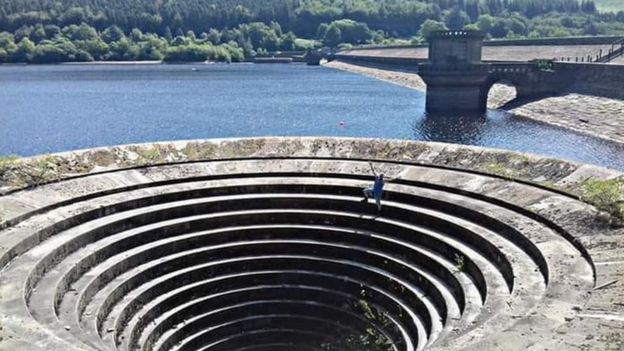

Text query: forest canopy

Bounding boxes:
[1,0,623,63]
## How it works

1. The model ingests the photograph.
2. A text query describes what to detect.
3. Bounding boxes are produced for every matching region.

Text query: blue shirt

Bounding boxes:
[373,175,384,198]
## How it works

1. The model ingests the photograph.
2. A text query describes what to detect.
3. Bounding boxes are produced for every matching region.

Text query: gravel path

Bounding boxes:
[326,60,624,145]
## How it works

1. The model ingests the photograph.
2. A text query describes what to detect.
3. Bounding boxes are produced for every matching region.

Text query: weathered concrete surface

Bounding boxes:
[611,55,624,65]
[325,61,624,145]
[0,138,622,351]
[0,137,617,196]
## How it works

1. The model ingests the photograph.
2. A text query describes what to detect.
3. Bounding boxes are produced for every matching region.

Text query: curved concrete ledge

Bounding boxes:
[1,137,622,197]
[0,137,622,351]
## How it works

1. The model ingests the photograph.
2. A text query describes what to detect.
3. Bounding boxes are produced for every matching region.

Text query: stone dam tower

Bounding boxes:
[418,31,490,113]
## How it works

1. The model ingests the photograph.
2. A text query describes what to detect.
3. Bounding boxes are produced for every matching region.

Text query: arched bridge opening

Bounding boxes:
[417,31,568,113]
[481,64,535,110]
[483,78,519,110]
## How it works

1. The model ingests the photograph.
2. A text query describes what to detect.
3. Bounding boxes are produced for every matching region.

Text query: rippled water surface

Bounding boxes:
[1,64,623,169]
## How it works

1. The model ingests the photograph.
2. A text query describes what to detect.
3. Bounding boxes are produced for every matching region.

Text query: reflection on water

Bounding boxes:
[415,113,487,145]
[411,110,624,170]
[0,64,623,170]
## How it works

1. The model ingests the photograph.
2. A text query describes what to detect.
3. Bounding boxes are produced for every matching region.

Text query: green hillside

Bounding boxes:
[596,0,624,12]
[1,0,623,64]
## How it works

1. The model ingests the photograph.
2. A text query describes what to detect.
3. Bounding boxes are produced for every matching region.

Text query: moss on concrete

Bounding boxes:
[0,137,615,206]
[182,142,218,160]
[0,155,20,170]
[581,177,624,226]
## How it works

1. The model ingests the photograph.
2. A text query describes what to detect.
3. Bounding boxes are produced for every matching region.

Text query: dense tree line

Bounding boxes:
[1,0,623,63]
[0,0,618,37]
[0,22,314,64]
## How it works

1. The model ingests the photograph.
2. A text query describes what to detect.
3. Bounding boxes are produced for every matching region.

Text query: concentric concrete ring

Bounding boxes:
[0,138,622,351]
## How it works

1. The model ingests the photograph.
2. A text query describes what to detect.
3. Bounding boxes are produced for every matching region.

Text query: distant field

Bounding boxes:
[596,0,624,12]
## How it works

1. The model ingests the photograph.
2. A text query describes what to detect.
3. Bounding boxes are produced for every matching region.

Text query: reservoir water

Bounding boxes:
[1,63,623,170]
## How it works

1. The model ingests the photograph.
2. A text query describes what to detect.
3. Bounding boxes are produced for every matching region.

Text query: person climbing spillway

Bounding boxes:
[361,162,396,212]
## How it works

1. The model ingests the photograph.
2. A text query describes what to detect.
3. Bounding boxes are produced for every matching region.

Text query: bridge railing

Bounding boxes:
[595,38,624,63]
[417,63,490,74]
[555,38,624,63]
[488,64,533,74]
[418,62,538,74]
[427,30,486,40]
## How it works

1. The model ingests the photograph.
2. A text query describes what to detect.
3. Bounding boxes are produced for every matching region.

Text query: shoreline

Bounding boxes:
[325,60,624,146]
[61,60,163,65]
[0,59,308,66]
[0,61,163,66]
[0,60,242,66]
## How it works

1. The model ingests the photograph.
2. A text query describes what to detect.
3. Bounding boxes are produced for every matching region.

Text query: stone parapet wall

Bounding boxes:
[554,62,624,99]
[333,53,424,72]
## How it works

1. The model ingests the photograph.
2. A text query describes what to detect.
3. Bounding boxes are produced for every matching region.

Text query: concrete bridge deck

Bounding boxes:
[340,44,618,62]
[339,35,624,64]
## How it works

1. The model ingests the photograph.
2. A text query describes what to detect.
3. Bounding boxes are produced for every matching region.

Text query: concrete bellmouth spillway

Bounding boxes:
[0,138,622,351]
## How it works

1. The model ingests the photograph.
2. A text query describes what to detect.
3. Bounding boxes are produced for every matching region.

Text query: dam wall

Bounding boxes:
[483,35,623,46]
[553,62,624,99]
[333,52,624,100]
[346,35,623,52]
[331,53,423,72]
[339,36,623,63]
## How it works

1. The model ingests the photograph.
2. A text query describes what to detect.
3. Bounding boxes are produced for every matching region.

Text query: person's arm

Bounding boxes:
[368,162,378,177]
